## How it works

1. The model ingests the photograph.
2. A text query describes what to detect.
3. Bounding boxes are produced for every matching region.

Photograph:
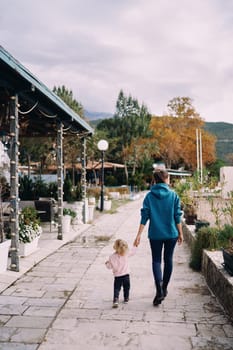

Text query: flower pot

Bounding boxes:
[98,199,112,211]
[0,240,10,273]
[222,249,233,276]
[88,197,96,205]
[88,205,95,222]
[70,202,83,224]
[19,236,40,257]
[104,200,112,211]
[62,215,71,233]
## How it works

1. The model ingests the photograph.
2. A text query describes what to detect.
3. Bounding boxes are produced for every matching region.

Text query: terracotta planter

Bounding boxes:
[19,236,40,257]
[0,240,10,273]
[222,249,233,276]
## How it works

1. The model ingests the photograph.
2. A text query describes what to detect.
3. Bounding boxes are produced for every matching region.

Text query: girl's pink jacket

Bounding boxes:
[105,247,137,277]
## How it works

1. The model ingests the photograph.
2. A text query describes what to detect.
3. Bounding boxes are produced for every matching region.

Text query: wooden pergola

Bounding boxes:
[0,46,94,271]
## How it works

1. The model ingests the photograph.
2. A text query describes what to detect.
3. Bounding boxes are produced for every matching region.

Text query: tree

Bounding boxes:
[167,97,200,118]
[206,159,225,183]
[150,96,216,170]
[97,90,152,184]
[53,85,85,119]
[150,116,182,168]
[225,153,233,165]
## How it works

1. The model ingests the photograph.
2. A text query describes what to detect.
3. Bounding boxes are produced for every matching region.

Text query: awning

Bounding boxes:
[0,46,94,137]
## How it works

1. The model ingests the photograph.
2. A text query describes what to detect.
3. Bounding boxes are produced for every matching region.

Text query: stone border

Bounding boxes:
[182,222,233,321]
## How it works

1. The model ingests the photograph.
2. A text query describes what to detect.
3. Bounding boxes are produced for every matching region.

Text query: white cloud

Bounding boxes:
[0,0,233,122]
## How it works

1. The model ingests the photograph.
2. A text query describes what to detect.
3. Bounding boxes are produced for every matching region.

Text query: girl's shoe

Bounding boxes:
[124,298,129,304]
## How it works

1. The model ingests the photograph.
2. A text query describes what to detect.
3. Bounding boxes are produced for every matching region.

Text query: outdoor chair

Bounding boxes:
[34,199,55,232]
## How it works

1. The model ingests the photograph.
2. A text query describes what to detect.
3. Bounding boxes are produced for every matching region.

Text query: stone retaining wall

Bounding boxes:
[202,250,233,320]
[182,222,233,320]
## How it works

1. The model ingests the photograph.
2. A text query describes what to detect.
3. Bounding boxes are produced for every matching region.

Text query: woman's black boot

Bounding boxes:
[153,282,164,306]
[162,283,168,298]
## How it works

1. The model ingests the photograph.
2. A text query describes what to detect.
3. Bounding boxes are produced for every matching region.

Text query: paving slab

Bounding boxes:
[0,196,232,350]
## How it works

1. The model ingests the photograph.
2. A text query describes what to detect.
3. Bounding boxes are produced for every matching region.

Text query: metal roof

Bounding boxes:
[0,46,93,136]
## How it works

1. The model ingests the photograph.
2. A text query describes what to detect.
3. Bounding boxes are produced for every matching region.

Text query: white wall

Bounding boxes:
[220,166,233,198]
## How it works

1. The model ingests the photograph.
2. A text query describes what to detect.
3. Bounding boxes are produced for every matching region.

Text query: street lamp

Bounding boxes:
[97,139,109,211]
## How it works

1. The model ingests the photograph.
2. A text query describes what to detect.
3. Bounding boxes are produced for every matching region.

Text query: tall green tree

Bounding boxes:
[53,85,85,119]
[97,90,152,183]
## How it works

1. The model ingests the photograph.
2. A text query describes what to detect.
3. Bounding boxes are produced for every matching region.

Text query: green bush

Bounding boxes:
[217,225,233,248]
[105,175,118,186]
[190,226,219,271]
[63,208,76,219]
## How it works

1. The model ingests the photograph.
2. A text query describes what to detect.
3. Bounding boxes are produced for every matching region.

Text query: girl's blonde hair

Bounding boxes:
[113,239,129,256]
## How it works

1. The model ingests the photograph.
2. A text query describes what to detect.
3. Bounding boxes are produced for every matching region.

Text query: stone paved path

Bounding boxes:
[0,197,233,349]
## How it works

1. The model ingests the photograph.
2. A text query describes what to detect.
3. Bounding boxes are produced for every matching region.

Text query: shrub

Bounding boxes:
[63,208,77,219]
[190,226,219,271]
[217,225,233,249]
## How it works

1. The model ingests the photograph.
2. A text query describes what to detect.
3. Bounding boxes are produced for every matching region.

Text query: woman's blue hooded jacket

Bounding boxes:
[140,183,182,240]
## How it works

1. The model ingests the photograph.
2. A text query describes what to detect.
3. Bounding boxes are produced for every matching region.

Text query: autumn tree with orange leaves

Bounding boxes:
[150,97,216,170]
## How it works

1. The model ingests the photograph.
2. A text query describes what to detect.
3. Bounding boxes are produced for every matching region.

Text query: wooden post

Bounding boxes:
[9,95,20,271]
[81,137,87,223]
[57,122,63,240]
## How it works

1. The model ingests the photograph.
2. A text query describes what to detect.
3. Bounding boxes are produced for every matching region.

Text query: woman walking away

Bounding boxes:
[105,239,136,308]
[134,169,183,306]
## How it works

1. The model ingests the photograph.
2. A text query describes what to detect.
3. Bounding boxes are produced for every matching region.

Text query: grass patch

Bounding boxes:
[107,199,130,214]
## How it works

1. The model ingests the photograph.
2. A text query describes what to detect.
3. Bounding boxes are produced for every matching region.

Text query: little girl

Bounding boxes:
[105,239,136,308]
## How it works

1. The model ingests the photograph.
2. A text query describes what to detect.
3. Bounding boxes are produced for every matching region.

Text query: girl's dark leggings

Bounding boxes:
[113,274,130,301]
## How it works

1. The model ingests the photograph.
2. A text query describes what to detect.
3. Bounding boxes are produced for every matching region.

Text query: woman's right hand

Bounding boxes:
[134,235,141,247]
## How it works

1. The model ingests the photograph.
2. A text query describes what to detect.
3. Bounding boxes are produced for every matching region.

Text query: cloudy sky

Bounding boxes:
[1,0,233,123]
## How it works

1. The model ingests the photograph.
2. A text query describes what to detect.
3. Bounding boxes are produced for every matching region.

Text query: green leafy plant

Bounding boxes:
[207,195,224,228]
[217,224,233,250]
[63,208,77,219]
[190,226,219,271]
[222,191,233,226]
[19,206,42,243]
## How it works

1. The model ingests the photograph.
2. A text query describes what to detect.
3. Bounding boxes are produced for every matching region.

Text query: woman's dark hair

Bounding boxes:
[153,169,168,184]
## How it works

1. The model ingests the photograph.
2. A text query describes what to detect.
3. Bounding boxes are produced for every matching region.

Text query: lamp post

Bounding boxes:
[97,139,109,211]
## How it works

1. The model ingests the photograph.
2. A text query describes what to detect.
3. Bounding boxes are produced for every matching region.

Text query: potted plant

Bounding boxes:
[0,176,11,272]
[174,180,197,224]
[63,208,77,233]
[19,206,42,257]
[183,201,198,225]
